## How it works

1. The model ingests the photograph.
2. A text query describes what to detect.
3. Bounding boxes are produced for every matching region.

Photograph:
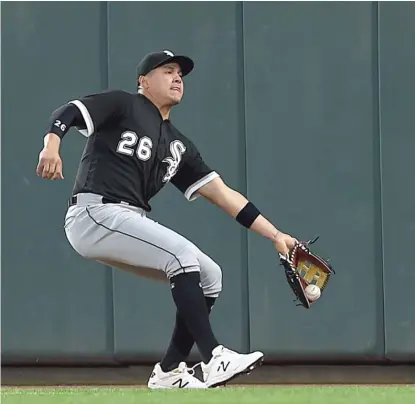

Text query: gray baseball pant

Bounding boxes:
[64,193,222,297]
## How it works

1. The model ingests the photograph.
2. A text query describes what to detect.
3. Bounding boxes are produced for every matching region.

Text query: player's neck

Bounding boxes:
[141,92,171,120]
[158,105,171,120]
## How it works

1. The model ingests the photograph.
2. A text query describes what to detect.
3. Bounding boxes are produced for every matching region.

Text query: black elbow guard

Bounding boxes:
[236,202,261,228]
[46,103,80,139]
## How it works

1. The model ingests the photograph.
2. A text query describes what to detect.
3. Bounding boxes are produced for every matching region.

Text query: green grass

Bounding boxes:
[2,386,415,404]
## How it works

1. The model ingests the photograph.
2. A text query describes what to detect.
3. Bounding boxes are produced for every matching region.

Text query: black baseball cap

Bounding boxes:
[136,50,194,78]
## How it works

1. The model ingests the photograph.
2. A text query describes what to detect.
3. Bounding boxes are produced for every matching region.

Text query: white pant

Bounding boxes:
[64,193,222,297]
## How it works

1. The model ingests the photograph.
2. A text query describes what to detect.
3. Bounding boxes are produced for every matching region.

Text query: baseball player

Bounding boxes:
[36,50,298,389]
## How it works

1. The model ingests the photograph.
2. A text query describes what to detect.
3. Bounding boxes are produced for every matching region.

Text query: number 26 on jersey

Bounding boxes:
[116,131,152,161]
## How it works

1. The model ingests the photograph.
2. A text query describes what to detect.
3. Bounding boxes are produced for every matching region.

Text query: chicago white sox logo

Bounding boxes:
[163,140,186,182]
[164,50,174,57]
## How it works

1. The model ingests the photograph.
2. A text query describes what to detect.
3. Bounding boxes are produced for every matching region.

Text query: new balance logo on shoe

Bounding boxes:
[172,378,189,388]
[217,361,230,372]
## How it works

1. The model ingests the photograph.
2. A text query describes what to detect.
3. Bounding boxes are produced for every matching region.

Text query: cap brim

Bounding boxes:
[156,55,194,77]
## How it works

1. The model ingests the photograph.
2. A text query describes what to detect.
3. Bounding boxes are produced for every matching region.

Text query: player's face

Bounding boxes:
[149,63,184,105]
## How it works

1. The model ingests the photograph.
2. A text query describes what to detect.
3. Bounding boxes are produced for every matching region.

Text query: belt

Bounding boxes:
[68,193,141,209]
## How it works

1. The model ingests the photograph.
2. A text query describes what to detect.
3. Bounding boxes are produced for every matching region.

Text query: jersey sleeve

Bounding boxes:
[68,90,131,137]
[171,144,220,201]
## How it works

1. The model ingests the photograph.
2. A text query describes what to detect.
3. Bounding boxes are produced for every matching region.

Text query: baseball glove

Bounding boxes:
[279,236,335,308]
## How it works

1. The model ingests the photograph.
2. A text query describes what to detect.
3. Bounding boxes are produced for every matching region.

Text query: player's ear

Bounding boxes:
[139,75,149,90]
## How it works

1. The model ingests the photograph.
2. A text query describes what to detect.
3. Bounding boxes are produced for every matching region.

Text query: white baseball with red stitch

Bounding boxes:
[305,285,321,301]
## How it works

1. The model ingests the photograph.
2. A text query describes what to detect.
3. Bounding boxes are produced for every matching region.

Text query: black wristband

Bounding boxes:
[46,103,80,139]
[236,202,261,228]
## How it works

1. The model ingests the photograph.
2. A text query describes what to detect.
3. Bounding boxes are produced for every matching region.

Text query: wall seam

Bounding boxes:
[100,0,115,357]
[236,1,250,353]
[374,1,387,360]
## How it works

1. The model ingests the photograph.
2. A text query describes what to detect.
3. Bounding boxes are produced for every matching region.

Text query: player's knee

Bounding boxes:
[202,262,222,298]
[211,262,223,295]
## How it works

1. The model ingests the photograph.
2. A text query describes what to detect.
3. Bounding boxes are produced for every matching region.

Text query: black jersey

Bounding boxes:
[69,90,219,211]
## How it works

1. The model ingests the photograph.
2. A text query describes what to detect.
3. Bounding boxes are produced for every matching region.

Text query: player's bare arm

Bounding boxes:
[198,177,297,255]
[37,133,64,180]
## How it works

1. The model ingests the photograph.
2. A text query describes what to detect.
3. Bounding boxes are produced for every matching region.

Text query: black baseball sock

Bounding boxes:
[164,272,219,367]
[160,296,216,372]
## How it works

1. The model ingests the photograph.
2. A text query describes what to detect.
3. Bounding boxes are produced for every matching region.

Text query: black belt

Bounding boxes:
[68,195,141,208]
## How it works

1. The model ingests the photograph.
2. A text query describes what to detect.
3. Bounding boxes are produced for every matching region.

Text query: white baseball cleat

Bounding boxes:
[147,362,208,389]
[201,345,264,388]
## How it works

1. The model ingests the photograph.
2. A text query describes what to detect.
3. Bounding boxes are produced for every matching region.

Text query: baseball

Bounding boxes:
[305,285,321,301]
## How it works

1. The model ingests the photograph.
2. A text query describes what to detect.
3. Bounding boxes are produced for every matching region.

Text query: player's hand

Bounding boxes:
[272,231,298,257]
[36,147,64,180]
